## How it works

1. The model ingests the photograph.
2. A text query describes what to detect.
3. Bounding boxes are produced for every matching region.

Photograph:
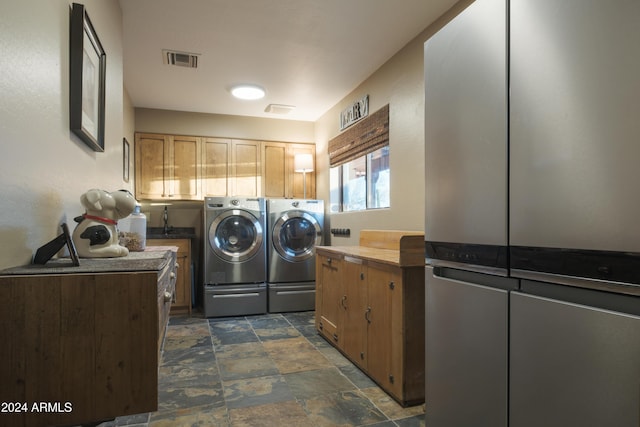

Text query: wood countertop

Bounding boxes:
[317,230,425,267]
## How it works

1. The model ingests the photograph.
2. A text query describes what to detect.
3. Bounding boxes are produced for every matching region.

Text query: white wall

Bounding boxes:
[135,108,315,143]
[0,0,131,270]
[315,0,473,245]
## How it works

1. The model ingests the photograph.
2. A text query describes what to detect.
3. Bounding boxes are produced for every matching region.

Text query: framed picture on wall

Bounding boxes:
[70,3,106,152]
[123,138,130,182]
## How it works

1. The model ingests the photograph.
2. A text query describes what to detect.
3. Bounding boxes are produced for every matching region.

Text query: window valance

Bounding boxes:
[328,104,389,167]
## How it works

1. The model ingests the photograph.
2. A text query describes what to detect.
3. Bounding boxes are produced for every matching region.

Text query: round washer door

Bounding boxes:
[209,209,263,262]
[273,211,322,262]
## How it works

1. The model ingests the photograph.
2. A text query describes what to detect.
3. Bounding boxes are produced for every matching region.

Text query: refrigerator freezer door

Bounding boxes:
[426,266,509,427]
[511,291,640,427]
[424,0,507,248]
[510,0,640,252]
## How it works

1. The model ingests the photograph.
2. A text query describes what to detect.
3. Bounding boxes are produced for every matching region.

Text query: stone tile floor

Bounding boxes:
[98,311,425,427]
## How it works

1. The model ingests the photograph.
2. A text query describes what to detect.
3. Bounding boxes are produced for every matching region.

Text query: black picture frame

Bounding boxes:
[123,138,130,182]
[70,3,106,152]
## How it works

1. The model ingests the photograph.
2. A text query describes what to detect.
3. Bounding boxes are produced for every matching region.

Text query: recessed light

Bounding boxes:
[230,84,265,100]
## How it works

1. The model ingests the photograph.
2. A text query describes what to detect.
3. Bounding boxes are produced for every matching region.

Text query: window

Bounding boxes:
[328,103,390,212]
[330,146,390,212]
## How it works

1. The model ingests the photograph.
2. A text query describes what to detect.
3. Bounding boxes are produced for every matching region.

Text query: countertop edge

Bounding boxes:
[317,245,425,268]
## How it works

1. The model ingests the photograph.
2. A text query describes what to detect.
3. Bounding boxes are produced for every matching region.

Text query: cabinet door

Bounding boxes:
[317,255,343,344]
[289,144,316,199]
[170,135,201,199]
[343,258,368,367]
[367,265,401,397]
[135,133,170,199]
[149,239,191,314]
[263,142,287,197]
[231,139,261,196]
[202,137,230,196]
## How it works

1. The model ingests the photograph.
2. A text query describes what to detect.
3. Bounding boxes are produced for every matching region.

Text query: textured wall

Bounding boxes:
[314,0,474,245]
[0,0,131,269]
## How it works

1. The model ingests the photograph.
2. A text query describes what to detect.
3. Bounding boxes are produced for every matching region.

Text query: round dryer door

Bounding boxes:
[209,209,263,262]
[273,211,322,262]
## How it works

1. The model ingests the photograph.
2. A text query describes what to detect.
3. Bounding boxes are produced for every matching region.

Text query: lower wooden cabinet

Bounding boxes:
[149,239,192,315]
[315,245,425,406]
[0,250,176,427]
[316,253,344,344]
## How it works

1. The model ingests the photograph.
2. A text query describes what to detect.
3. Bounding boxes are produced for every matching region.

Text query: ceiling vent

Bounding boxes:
[162,49,199,68]
[264,104,296,114]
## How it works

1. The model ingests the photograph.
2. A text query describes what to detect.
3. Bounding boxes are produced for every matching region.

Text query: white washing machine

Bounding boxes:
[267,198,324,312]
[204,197,267,317]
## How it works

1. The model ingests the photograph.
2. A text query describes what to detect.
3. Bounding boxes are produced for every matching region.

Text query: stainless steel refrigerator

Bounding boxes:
[424,1,513,426]
[425,0,640,426]
[508,1,640,426]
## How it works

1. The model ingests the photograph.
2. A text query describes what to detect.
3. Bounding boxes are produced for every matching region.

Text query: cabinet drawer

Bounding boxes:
[157,253,177,356]
[149,239,192,315]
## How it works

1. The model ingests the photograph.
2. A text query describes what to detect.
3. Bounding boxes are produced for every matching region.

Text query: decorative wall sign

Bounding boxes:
[70,3,106,152]
[340,94,369,131]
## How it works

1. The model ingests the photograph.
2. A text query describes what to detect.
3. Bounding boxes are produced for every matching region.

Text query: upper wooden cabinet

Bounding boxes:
[290,143,316,199]
[202,137,231,197]
[232,139,261,197]
[263,142,316,199]
[136,132,315,200]
[135,133,201,200]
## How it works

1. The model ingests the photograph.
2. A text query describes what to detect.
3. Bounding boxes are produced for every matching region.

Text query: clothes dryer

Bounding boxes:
[267,198,324,312]
[204,197,267,317]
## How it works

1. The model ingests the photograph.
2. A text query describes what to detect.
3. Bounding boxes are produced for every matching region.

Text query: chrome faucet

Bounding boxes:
[163,206,169,234]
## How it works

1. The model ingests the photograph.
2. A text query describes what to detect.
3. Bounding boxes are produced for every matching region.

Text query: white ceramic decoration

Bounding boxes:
[72,189,138,258]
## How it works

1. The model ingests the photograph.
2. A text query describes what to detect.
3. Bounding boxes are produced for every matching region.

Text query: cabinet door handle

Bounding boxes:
[341,295,347,309]
[327,257,332,264]
[163,291,172,303]
[365,307,372,323]
[360,272,365,280]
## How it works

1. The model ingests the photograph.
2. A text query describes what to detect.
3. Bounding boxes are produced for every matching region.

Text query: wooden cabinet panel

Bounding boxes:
[136,132,315,200]
[343,258,368,366]
[367,264,400,397]
[289,143,316,199]
[171,135,200,199]
[135,133,201,200]
[202,137,230,196]
[135,133,169,199]
[263,142,287,197]
[149,239,192,315]
[231,139,261,196]
[0,251,176,427]
[315,240,425,407]
[262,141,316,198]
[316,254,343,344]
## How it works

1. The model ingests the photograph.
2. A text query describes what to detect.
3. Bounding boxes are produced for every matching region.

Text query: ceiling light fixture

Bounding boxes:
[230,84,266,100]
